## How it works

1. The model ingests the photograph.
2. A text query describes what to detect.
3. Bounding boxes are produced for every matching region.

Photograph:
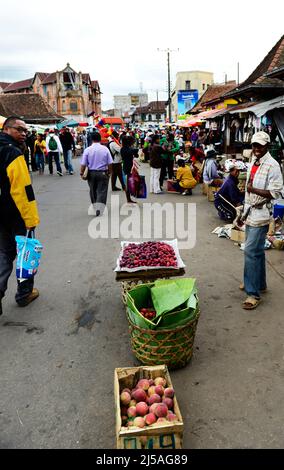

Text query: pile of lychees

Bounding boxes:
[120,376,177,428]
[119,242,178,269]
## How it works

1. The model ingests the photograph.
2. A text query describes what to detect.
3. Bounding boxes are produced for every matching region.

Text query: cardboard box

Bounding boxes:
[114,365,184,449]
[230,228,245,243]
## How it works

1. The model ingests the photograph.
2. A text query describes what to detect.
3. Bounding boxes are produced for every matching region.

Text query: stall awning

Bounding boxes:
[228,96,284,117]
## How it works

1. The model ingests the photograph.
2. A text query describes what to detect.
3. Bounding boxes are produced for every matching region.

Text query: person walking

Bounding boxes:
[149,135,163,194]
[0,116,40,315]
[80,132,113,217]
[59,127,75,175]
[241,131,283,310]
[26,129,38,171]
[121,135,138,203]
[46,129,63,176]
[109,131,126,192]
[34,133,46,174]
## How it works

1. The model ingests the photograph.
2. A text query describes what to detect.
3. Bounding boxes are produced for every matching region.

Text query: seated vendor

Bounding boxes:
[203,149,223,187]
[189,147,205,183]
[172,159,197,195]
[214,165,244,222]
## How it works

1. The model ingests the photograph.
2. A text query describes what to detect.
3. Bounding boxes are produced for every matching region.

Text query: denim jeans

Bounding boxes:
[63,149,74,173]
[0,222,34,303]
[244,224,269,298]
[35,153,44,172]
[48,152,62,174]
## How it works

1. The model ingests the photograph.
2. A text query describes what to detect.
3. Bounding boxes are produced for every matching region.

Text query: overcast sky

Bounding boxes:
[0,0,283,109]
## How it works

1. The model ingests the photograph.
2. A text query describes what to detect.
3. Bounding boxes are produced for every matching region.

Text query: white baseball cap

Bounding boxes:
[251,131,270,146]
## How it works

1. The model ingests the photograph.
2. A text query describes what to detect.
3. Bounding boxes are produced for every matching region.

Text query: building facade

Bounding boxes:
[2,64,102,121]
[114,93,148,116]
[132,101,167,124]
[171,71,214,121]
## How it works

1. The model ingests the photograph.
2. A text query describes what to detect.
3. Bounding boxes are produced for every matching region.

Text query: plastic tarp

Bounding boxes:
[56,119,79,129]
[229,96,284,117]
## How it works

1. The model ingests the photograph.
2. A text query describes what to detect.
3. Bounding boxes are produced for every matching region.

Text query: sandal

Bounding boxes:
[242,296,261,310]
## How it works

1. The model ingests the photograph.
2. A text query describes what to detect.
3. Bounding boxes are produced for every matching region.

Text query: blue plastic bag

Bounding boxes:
[15,232,43,279]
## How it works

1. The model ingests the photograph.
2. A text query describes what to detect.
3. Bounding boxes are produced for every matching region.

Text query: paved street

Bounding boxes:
[1,158,284,449]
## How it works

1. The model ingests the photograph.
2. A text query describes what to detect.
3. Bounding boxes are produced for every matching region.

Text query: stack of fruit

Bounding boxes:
[120,376,178,428]
[139,308,156,320]
[119,241,178,270]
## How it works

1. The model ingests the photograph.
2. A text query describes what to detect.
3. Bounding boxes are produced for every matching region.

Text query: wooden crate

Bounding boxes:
[207,186,219,202]
[230,228,245,243]
[202,183,208,195]
[114,365,184,449]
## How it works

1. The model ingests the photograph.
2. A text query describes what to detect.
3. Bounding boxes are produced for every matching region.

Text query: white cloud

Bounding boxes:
[0,0,283,109]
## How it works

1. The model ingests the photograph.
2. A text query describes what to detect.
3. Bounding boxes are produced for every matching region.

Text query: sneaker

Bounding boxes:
[112,187,121,191]
[96,210,101,217]
[57,171,63,176]
[17,288,39,307]
[88,205,96,216]
[69,171,74,175]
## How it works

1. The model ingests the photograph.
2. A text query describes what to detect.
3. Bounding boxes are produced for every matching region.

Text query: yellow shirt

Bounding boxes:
[176,165,197,189]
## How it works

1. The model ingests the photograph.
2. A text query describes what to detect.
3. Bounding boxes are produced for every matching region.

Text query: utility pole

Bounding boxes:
[156,89,159,125]
[237,62,240,86]
[157,48,179,123]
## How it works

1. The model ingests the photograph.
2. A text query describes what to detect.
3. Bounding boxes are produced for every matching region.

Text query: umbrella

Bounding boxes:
[56,119,79,130]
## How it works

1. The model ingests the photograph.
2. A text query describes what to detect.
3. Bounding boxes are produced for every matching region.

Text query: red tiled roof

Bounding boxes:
[42,72,57,84]
[241,35,284,87]
[223,35,284,99]
[190,81,237,112]
[0,93,63,123]
[0,82,11,90]
[35,72,50,82]
[4,78,33,93]
[135,101,167,113]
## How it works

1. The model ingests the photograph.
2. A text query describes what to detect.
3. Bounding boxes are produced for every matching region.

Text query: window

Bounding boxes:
[202,83,206,90]
[43,85,47,95]
[185,80,191,90]
[62,100,66,112]
[148,114,152,121]
[207,84,210,88]
[70,101,78,112]
[156,113,161,120]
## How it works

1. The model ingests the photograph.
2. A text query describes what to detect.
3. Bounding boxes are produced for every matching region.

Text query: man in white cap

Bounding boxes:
[241,131,283,310]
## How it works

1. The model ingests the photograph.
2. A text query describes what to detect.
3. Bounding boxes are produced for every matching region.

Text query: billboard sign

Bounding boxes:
[177,90,199,115]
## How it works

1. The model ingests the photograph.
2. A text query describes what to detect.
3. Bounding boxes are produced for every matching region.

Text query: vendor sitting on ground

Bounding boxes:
[203,148,223,187]
[214,164,244,222]
[189,146,205,183]
[172,159,197,195]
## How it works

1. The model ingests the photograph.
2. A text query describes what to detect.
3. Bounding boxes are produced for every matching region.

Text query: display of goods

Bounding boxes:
[139,308,156,320]
[115,239,186,272]
[115,365,184,449]
[119,375,178,429]
[120,241,177,269]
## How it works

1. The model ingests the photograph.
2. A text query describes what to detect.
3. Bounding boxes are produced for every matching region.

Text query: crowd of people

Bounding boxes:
[1,115,283,316]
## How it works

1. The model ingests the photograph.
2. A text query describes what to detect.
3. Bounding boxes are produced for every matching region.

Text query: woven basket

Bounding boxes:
[127,310,200,370]
[121,278,171,305]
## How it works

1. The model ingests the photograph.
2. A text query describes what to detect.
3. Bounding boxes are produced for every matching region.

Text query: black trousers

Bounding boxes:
[0,221,34,303]
[88,170,109,208]
[111,163,126,190]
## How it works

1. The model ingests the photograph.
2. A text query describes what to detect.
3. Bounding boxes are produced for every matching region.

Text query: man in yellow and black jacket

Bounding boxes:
[0,116,40,315]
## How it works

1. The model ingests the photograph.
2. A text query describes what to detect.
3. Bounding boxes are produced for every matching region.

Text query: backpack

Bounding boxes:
[49,136,58,151]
